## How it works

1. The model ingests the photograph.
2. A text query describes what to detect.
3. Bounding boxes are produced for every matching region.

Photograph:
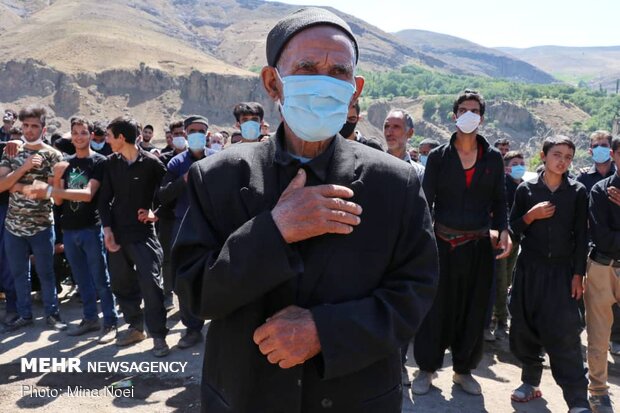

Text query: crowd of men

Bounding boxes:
[0,6,619,413]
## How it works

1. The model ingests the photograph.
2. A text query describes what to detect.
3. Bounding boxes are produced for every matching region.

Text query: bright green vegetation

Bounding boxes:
[359,65,620,132]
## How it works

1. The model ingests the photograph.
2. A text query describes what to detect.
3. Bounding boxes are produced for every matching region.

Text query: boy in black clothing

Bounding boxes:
[509,135,590,413]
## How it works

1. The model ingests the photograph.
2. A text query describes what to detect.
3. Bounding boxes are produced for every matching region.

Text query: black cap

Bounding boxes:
[183,115,209,130]
[266,7,359,67]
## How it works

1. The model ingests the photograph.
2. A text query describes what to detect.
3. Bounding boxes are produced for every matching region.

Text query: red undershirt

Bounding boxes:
[464,144,483,188]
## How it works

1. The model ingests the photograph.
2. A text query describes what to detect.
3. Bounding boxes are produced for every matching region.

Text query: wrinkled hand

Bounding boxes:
[608,186,620,207]
[5,140,23,157]
[526,201,555,221]
[495,230,513,259]
[23,154,44,171]
[271,169,362,244]
[253,305,321,369]
[103,227,121,252]
[571,275,584,300]
[137,208,158,223]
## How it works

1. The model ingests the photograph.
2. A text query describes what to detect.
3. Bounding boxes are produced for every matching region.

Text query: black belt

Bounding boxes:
[590,251,620,268]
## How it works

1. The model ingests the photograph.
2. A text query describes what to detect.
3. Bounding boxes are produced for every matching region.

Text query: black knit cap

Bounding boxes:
[266,7,359,67]
[183,115,209,130]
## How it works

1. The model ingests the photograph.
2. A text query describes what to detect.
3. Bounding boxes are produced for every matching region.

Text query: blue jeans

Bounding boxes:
[4,226,58,319]
[0,204,17,314]
[63,226,119,327]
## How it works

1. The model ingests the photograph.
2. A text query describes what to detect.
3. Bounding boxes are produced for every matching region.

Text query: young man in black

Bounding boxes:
[413,90,512,396]
[98,116,169,356]
[508,136,589,413]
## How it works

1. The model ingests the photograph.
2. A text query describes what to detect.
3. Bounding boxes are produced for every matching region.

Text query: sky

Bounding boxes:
[268,0,620,49]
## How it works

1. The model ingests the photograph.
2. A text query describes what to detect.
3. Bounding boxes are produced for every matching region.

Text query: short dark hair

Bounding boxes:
[230,131,243,143]
[4,109,17,119]
[503,150,524,165]
[494,138,510,147]
[589,130,612,147]
[107,116,139,144]
[92,121,106,136]
[143,124,154,132]
[353,102,360,116]
[611,136,620,152]
[168,120,184,132]
[19,104,47,126]
[386,109,414,131]
[453,89,486,116]
[70,117,93,133]
[50,133,64,147]
[419,138,440,148]
[542,135,575,156]
[233,102,264,122]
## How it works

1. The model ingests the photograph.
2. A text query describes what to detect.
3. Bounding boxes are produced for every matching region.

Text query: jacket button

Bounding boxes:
[321,398,333,408]
[297,379,302,387]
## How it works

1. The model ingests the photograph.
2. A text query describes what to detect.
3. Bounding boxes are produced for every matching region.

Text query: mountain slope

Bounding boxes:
[395,29,556,83]
[499,45,620,91]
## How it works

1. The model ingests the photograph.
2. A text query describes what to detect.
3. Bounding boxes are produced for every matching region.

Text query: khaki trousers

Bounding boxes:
[584,258,620,395]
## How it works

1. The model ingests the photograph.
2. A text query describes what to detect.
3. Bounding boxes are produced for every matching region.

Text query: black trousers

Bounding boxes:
[108,235,168,339]
[172,219,204,332]
[509,253,588,409]
[157,215,176,295]
[414,237,493,374]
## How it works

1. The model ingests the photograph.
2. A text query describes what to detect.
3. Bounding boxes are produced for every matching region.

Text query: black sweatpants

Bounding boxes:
[108,235,168,339]
[414,237,493,374]
[508,252,588,409]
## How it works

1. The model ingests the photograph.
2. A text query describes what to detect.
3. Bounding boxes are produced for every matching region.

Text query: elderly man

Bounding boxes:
[173,7,438,413]
[384,109,425,178]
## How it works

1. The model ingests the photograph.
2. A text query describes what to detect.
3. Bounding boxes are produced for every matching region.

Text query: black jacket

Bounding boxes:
[423,133,508,232]
[589,173,620,259]
[510,172,588,275]
[173,131,439,413]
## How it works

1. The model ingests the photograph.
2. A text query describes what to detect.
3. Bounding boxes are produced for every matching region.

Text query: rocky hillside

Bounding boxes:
[499,45,620,92]
[395,30,556,84]
[363,96,592,162]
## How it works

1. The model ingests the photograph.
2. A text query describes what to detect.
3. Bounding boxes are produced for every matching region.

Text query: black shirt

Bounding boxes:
[60,153,106,230]
[423,133,507,232]
[577,162,616,194]
[98,149,166,243]
[93,142,113,157]
[156,149,185,220]
[505,174,521,212]
[589,173,620,259]
[510,172,588,275]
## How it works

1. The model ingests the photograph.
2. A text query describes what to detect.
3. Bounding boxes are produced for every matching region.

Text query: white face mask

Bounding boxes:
[210,143,222,152]
[456,111,481,134]
[172,136,187,150]
[22,132,44,146]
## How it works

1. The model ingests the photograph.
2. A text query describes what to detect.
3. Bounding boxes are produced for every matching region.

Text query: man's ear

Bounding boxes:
[261,66,280,101]
[353,76,365,102]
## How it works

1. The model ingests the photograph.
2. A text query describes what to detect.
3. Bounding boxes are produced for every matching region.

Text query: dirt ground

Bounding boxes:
[0,289,618,413]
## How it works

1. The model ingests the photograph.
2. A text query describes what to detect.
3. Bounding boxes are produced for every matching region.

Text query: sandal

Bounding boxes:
[511,383,542,402]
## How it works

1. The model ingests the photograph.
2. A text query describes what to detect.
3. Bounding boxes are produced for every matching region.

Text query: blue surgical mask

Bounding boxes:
[509,165,526,180]
[277,71,355,142]
[592,145,611,164]
[240,121,261,141]
[187,132,206,151]
[172,136,187,150]
[91,140,105,150]
[420,154,428,166]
